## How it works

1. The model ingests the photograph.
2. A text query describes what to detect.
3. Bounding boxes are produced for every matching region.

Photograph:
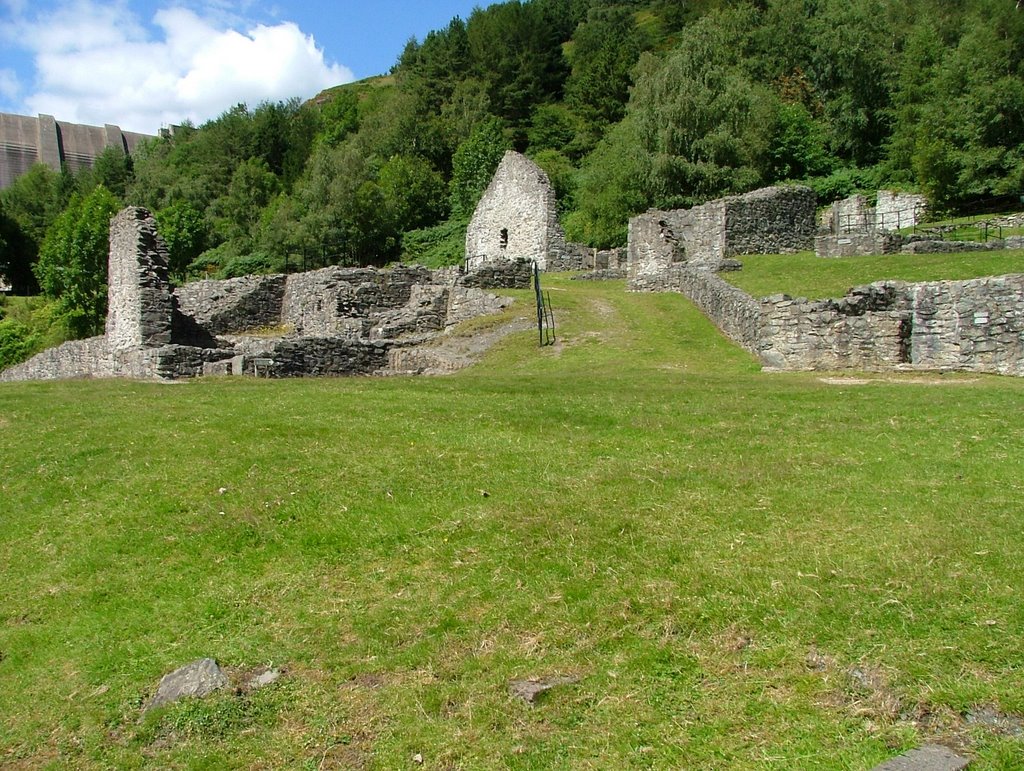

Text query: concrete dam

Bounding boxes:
[0,112,154,190]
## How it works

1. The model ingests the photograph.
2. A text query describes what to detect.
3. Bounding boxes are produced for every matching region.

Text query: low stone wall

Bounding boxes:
[901,239,1002,254]
[816,232,904,258]
[0,336,111,381]
[655,266,760,352]
[548,242,592,272]
[247,337,393,378]
[571,269,626,281]
[910,275,1024,376]
[757,285,911,371]
[630,256,1024,376]
[457,259,533,289]
[549,245,628,274]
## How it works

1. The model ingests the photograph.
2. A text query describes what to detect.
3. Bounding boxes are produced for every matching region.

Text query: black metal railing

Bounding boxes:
[534,263,555,347]
[282,240,386,273]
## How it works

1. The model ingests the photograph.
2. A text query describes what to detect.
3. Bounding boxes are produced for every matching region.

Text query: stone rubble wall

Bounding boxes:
[909,275,1024,376]
[548,242,592,272]
[371,284,450,340]
[757,284,911,371]
[280,265,434,336]
[663,265,764,354]
[173,274,286,335]
[815,232,904,258]
[465,151,566,271]
[545,244,627,273]
[629,246,1024,376]
[628,186,817,281]
[817,234,1024,258]
[106,207,174,352]
[444,286,514,327]
[723,186,817,256]
[0,336,112,381]
[243,338,393,378]
[901,239,1003,254]
[571,269,626,281]
[456,259,533,289]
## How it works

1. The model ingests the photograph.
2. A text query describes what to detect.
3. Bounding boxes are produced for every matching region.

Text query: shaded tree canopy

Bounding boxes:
[2,0,1021,337]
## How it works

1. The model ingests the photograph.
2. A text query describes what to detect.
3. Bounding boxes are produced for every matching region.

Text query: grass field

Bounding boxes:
[725,250,1024,300]
[2,277,1023,769]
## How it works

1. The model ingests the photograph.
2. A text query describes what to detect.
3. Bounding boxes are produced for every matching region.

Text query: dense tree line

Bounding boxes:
[1,0,1022,350]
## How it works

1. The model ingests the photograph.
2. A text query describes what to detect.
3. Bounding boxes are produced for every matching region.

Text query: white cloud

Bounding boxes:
[0,69,20,101]
[10,1,353,134]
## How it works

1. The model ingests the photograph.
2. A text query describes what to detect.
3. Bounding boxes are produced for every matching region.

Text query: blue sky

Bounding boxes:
[0,0,483,134]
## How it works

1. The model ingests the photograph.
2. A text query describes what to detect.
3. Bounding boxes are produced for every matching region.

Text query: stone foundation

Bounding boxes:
[630,258,1024,377]
[1,208,515,383]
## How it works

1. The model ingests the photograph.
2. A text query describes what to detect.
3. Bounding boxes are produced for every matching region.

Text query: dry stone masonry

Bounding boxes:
[816,190,928,257]
[465,151,567,272]
[1,207,515,382]
[630,230,1024,378]
[628,185,817,288]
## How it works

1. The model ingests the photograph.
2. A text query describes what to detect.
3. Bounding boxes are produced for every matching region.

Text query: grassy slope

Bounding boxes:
[1,278,1023,769]
[726,250,1024,300]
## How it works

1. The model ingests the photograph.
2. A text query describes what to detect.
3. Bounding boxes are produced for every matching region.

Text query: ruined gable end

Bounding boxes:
[465,151,566,271]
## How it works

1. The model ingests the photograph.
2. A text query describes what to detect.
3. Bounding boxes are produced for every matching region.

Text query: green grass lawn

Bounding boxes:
[726,250,1024,300]
[2,278,1023,769]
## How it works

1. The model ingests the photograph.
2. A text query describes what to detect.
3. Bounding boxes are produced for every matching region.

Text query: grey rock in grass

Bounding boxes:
[246,668,282,691]
[965,705,1024,736]
[146,658,228,711]
[870,744,971,771]
[508,675,578,705]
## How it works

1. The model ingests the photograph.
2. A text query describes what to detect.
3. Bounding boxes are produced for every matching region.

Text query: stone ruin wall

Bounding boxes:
[628,185,817,287]
[630,254,1024,377]
[465,151,566,272]
[828,191,927,235]
[106,207,175,352]
[875,191,928,231]
[724,186,818,256]
[817,190,930,257]
[627,186,1024,376]
[547,243,627,274]
[1,208,515,383]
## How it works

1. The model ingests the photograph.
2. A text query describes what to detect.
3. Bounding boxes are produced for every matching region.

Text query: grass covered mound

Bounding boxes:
[726,250,1024,300]
[1,278,1022,768]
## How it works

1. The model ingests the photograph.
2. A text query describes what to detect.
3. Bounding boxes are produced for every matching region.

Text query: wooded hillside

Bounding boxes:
[1,0,1022,327]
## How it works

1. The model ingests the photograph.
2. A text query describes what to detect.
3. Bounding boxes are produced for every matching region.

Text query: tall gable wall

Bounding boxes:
[466,151,566,271]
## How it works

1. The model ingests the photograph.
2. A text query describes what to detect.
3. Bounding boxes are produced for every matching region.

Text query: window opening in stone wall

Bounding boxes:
[500,228,509,249]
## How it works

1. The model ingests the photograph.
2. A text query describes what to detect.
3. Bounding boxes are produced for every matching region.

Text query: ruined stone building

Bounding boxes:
[627,186,1024,377]
[0,113,153,190]
[1,208,517,382]
[814,190,927,257]
[628,185,818,288]
[465,151,567,271]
